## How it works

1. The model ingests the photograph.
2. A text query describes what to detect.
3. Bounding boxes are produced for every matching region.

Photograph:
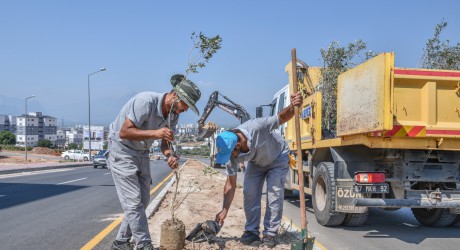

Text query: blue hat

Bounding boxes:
[215,131,238,165]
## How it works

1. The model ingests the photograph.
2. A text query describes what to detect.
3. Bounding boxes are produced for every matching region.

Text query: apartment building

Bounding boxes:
[176,123,198,135]
[16,112,57,147]
[66,127,83,146]
[0,115,16,133]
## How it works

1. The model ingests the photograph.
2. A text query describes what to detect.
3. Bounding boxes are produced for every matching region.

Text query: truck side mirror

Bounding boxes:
[256,107,263,118]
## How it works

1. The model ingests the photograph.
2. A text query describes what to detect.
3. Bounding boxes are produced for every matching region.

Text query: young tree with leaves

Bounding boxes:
[319,40,376,136]
[422,20,460,70]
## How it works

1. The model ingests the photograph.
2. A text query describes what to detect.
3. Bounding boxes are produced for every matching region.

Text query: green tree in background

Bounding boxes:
[0,131,16,145]
[422,20,460,70]
[319,40,376,136]
[68,143,78,150]
[37,139,52,148]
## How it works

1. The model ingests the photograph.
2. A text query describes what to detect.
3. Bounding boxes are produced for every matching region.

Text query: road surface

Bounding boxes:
[0,159,180,250]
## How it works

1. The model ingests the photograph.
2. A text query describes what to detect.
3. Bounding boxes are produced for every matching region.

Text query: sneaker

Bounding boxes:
[111,240,133,250]
[259,235,276,248]
[137,242,155,250]
[240,231,260,245]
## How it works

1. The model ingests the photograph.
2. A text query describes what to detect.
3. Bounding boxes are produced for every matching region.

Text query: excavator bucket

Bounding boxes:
[197,122,219,138]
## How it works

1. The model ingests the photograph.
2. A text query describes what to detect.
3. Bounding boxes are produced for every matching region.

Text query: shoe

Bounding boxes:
[240,231,260,245]
[259,234,276,248]
[137,242,155,250]
[111,240,133,250]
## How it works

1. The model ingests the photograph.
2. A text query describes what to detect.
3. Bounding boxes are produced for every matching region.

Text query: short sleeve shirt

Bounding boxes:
[225,115,290,176]
[109,92,178,153]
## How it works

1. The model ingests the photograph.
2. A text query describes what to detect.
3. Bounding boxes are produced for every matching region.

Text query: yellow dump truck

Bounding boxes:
[280,52,460,227]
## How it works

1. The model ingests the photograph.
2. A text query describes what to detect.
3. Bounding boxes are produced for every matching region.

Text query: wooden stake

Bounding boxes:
[291,48,307,230]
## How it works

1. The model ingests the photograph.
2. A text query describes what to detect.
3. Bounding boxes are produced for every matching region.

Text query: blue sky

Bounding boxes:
[1,1,459,127]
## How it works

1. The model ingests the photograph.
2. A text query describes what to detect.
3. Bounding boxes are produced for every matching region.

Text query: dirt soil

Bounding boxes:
[148,159,299,249]
[0,149,62,165]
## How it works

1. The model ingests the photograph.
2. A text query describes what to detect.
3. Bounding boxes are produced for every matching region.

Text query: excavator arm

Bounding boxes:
[197,91,250,138]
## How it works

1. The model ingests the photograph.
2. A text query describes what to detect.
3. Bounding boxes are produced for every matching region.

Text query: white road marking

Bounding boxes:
[0,168,74,179]
[56,177,87,185]
[103,173,111,175]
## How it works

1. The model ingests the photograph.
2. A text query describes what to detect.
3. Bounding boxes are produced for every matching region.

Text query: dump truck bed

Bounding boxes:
[285,53,460,151]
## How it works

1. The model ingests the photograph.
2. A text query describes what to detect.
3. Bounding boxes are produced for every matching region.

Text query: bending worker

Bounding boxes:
[214,91,302,248]
[108,74,201,250]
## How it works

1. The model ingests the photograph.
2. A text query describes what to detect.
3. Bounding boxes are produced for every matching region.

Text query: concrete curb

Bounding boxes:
[145,159,190,219]
[0,162,92,175]
[146,175,176,218]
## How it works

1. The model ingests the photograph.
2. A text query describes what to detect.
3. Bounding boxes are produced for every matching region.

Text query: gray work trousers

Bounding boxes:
[243,157,289,236]
[108,142,151,246]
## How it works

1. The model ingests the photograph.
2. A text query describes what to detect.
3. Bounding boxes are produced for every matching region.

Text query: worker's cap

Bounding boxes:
[215,131,238,165]
[171,74,201,115]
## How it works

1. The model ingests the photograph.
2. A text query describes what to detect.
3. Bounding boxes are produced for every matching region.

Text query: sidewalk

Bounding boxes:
[0,161,92,175]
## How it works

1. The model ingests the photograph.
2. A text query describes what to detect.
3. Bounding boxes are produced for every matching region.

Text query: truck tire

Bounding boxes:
[312,162,345,226]
[450,215,460,226]
[342,212,369,227]
[411,208,457,227]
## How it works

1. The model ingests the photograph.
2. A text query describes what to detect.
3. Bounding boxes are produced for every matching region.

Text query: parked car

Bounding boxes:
[61,150,90,161]
[93,150,107,168]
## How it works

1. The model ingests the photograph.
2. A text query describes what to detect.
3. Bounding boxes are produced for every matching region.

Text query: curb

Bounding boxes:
[145,159,190,219]
[281,216,324,250]
[0,162,92,175]
[146,175,176,218]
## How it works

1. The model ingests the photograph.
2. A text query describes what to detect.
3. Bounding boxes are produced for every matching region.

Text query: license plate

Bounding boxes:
[354,183,389,193]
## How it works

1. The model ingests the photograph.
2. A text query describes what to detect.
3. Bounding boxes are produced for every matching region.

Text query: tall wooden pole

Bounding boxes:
[291,48,307,229]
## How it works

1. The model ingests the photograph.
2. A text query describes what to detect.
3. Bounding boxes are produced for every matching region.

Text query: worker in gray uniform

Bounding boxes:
[108,74,201,250]
[214,91,302,248]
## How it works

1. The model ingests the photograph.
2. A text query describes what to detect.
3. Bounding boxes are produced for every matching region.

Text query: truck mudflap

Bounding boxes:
[354,190,460,208]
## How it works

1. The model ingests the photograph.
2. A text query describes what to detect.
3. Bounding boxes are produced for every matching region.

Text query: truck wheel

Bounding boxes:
[411,208,457,227]
[312,162,345,226]
[342,212,368,226]
[450,215,460,226]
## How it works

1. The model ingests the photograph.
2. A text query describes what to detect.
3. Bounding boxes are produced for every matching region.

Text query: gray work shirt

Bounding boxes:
[225,115,290,176]
[109,92,178,156]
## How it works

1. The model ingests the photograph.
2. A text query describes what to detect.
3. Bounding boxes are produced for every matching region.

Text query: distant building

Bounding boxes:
[15,112,57,147]
[56,130,67,149]
[176,123,198,135]
[0,115,16,133]
[66,127,83,146]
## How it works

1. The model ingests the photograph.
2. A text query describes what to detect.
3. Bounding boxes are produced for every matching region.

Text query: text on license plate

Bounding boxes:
[354,183,389,193]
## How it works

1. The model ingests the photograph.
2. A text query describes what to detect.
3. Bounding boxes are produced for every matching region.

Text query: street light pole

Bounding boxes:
[88,68,106,161]
[25,95,36,162]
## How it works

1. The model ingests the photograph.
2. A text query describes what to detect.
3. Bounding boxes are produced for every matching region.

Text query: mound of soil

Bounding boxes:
[31,147,61,156]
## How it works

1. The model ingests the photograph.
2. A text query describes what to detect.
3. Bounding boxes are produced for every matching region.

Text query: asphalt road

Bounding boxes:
[196,158,460,250]
[0,159,180,250]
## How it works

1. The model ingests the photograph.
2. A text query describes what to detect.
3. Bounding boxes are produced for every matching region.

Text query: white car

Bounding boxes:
[61,150,90,161]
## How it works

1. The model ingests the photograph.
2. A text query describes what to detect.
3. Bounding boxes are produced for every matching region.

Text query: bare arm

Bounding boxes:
[277,91,303,125]
[119,117,173,141]
[215,175,237,225]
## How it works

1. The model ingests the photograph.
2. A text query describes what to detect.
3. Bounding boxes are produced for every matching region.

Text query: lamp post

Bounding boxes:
[88,68,106,161]
[25,95,36,161]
